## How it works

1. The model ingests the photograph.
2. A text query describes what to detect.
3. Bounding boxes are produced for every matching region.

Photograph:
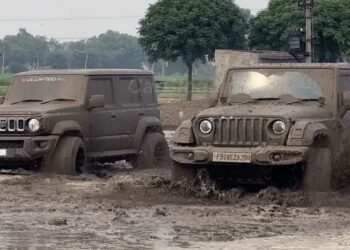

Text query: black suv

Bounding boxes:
[0,69,168,174]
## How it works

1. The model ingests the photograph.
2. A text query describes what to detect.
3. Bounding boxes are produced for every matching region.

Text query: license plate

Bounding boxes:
[213,152,251,163]
[0,149,7,157]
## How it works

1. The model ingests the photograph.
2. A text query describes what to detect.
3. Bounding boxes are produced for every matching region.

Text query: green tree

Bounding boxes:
[249,0,350,62]
[0,39,5,74]
[139,0,247,101]
[85,31,145,69]
[2,29,146,72]
[46,39,70,69]
[3,29,50,72]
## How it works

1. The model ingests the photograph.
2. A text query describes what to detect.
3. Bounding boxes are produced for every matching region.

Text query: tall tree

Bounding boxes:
[4,29,49,71]
[2,29,146,72]
[249,0,350,62]
[0,39,5,74]
[139,0,247,101]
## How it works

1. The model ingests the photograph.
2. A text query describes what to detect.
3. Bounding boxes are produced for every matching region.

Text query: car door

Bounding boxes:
[87,76,120,153]
[114,75,143,149]
[140,75,160,118]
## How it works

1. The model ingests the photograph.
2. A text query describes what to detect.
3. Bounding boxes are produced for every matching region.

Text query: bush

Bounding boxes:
[0,74,12,86]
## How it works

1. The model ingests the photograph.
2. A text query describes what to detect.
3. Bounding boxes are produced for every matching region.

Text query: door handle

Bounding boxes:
[111,111,117,119]
[139,113,144,116]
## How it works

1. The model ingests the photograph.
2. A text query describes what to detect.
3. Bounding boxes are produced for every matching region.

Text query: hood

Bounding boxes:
[197,103,333,120]
[0,103,83,116]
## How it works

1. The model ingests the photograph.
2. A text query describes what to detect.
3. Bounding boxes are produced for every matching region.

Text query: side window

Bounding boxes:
[141,77,157,106]
[341,76,350,104]
[343,91,350,106]
[88,78,114,106]
[118,77,141,107]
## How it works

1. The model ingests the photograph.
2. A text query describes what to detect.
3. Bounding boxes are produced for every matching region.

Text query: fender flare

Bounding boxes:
[304,123,330,143]
[173,119,195,144]
[132,116,162,149]
[52,120,84,137]
[287,121,330,146]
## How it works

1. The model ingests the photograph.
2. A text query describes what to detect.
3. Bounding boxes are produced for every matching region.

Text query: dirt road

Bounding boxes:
[1,131,350,249]
[1,168,350,249]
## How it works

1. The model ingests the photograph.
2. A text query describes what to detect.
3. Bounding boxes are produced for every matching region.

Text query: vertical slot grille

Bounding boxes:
[213,117,270,147]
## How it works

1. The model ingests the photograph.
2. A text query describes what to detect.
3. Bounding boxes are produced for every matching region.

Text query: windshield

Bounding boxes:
[5,75,87,104]
[225,70,324,100]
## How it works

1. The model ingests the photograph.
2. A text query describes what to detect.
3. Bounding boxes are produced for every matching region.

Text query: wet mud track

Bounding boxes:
[1,172,350,249]
[1,131,350,249]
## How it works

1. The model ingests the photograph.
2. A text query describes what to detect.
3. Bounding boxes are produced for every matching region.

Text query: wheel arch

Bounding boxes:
[132,116,162,150]
[52,120,84,139]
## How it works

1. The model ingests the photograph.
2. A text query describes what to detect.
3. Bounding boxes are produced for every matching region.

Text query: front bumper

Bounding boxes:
[171,145,309,166]
[0,136,59,162]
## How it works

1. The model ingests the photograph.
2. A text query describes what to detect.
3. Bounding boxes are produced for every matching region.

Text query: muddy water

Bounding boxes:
[1,173,350,249]
[1,132,350,249]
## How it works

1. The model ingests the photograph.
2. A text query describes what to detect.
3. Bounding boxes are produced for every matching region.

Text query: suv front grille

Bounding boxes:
[0,118,26,132]
[213,117,270,147]
[0,140,24,149]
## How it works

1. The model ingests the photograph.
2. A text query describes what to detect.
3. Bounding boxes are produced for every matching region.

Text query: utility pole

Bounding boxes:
[84,52,89,69]
[305,0,314,63]
[299,0,314,63]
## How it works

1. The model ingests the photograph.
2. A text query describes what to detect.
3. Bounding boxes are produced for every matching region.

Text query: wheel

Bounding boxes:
[303,147,333,192]
[42,136,87,175]
[171,161,197,182]
[132,133,170,169]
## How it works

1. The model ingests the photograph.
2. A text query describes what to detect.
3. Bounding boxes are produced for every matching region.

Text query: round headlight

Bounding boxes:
[272,120,286,135]
[28,119,41,133]
[199,120,213,134]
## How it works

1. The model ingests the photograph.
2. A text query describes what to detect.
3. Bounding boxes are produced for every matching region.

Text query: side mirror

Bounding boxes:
[0,96,4,105]
[88,95,105,110]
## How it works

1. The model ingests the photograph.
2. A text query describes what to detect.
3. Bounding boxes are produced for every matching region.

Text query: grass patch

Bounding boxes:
[0,86,8,96]
[0,74,12,86]
[155,75,213,88]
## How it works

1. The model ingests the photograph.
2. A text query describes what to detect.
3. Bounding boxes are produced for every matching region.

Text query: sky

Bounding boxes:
[0,0,269,41]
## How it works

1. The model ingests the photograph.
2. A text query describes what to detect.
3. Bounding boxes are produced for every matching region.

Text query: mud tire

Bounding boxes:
[132,133,170,169]
[43,136,87,175]
[303,147,333,192]
[171,161,197,182]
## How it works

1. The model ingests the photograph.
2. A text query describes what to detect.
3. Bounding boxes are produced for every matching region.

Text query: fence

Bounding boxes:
[156,86,215,100]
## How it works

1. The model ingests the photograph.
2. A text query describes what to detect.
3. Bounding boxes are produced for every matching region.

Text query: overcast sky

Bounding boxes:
[0,0,269,41]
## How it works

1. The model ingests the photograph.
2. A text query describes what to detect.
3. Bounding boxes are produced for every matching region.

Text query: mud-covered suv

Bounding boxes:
[0,69,168,174]
[171,64,350,191]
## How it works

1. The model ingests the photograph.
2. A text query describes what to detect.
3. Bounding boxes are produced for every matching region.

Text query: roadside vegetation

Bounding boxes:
[155,75,214,101]
[0,74,11,95]
[139,0,247,101]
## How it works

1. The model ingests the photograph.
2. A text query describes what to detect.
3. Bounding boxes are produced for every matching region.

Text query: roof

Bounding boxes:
[228,63,350,70]
[216,50,301,61]
[257,51,298,60]
[16,69,153,76]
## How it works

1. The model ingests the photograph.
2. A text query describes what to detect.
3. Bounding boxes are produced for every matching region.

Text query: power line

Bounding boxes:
[53,37,91,41]
[0,16,141,23]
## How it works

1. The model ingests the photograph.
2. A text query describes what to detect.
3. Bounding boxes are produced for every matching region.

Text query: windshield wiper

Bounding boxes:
[11,99,43,105]
[226,94,280,105]
[41,98,77,104]
[289,98,320,104]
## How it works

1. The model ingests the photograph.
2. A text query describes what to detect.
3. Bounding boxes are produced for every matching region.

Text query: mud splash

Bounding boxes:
[1,172,350,249]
